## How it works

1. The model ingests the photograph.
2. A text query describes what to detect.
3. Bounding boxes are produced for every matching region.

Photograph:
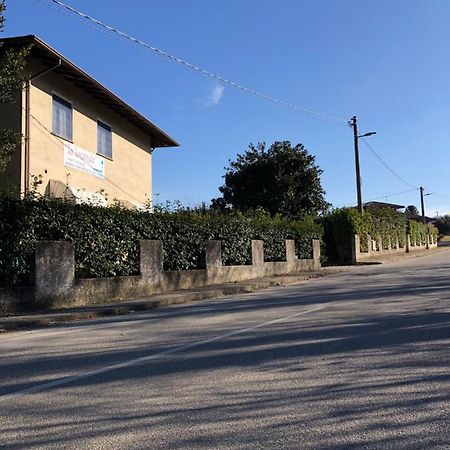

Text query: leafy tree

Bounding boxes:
[0,1,29,174]
[212,141,330,219]
[434,215,450,235]
[405,205,419,217]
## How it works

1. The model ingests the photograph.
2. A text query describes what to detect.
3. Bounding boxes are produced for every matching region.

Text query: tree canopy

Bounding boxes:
[434,215,450,235]
[405,205,419,217]
[0,1,29,174]
[211,141,330,219]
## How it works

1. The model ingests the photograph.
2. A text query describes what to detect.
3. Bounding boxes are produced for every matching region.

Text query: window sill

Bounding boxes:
[51,132,73,144]
[97,153,113,162]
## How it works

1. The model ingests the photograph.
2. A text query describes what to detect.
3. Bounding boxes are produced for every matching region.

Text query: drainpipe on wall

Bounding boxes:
[23,59,61,195]
[24,79,30,194]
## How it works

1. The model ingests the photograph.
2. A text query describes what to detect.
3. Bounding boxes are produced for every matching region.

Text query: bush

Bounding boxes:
[0,197,322,287]
[323,207,438,264]
[408,219,436,246]
[434,215,450,236]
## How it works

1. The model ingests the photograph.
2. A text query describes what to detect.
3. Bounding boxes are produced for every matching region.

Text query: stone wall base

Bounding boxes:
[352,233,437,264]
[1,239,321,314]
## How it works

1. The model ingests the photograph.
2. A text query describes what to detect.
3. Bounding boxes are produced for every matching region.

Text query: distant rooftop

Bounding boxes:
[364,201,405,210]
[0,35,179,148]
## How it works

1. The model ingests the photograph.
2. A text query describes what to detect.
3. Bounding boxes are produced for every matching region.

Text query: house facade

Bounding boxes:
[0,35,178,207]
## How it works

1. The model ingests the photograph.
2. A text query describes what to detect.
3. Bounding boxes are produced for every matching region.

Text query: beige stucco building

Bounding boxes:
[0,35,178,207]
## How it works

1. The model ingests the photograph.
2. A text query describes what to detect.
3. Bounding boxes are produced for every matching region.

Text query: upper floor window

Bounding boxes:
[52,95,73,141]
[97,121,112,159]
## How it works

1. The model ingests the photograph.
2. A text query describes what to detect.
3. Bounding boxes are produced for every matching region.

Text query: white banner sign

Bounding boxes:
[64,143,105,178]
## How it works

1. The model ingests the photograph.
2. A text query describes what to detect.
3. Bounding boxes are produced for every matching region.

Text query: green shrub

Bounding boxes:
[434,215,450,236]
[409,220,438,246]
[0,197,322,287]
[323,207,437,264]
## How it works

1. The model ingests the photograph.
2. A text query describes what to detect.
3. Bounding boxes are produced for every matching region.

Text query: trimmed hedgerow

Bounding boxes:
[322,207,438,264]
[0,197,322,287]
[408,219,431,246]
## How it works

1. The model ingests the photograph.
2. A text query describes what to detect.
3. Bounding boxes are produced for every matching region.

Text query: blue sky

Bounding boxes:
[4,0,450,215]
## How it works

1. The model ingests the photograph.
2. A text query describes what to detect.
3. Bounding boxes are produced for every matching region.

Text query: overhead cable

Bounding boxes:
[361,138,418,189]
[360,140,448,203]
[43,0,347,124]
[365,188,419,203]
[427,190,450,201]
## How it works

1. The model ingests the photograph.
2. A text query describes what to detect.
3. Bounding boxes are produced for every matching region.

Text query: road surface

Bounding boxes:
[1,250,449,449]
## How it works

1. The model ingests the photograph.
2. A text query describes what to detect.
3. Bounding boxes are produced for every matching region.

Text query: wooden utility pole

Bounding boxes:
[420,186,426,223]
[350,116,363,213]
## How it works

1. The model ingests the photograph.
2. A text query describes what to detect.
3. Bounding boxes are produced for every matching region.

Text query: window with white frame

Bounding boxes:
[52,95,73,141]
[97,121,112,159]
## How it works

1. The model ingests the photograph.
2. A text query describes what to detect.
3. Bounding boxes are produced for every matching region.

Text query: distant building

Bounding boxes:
[364,201,405,210]
[364,201,435,224]
[0,35,178,207]
[407,214,435,224]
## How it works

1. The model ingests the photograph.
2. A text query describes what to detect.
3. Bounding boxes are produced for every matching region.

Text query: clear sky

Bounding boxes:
[4,0,450,215]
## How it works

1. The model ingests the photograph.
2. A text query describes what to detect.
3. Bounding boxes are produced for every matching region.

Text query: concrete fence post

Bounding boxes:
[367,235,373,256]
[206,240,222,274]
[406,234,411,253]
[312,240,321,270]
[285,240,296,264]
[140,240,163,281]
[377,236,383,253]
[35,241,74,307]
[251,240,264,267]
[351,234,360,264]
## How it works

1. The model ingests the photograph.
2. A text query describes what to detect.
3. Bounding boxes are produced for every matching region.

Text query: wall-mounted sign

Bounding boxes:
[63,143,105,178]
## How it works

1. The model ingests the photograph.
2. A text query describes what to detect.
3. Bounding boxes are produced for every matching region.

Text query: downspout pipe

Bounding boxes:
[24,58,61,195]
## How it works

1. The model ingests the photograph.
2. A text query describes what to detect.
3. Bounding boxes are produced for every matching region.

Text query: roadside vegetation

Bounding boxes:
[434,215,450,239]
[0,195,438,287]
[0,196,321,287]
[323,207,438,264]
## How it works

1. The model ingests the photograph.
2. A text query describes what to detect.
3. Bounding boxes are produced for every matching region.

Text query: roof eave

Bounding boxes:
[0,35,179,148]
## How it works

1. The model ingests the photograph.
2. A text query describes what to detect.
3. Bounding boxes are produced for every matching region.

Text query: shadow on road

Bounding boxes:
[1,255,450,449]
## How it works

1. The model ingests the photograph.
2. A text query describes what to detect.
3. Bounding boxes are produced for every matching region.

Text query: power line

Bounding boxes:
[367,187,450,205]
[427,190,450,201]
[38,1,446,207]
[359,138,449,203]
[42,0,348,124]
[361,138,418,189]
[365,188,418,203]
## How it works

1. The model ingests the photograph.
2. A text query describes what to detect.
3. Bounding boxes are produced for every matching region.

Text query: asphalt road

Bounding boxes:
[1,250,449,449]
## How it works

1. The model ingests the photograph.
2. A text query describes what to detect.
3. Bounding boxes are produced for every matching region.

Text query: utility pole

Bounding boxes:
[420,186,426,223]
[350,116,363,214]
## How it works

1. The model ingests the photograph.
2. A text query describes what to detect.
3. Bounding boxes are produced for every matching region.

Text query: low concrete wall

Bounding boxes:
[0,286,34,316]
[352,233,437,263]
[1,239,321,313]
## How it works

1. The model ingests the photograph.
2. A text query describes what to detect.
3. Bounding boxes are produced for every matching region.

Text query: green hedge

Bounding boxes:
[0,197,322,287]
[323,207,438,263]
[434,215,450,236]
